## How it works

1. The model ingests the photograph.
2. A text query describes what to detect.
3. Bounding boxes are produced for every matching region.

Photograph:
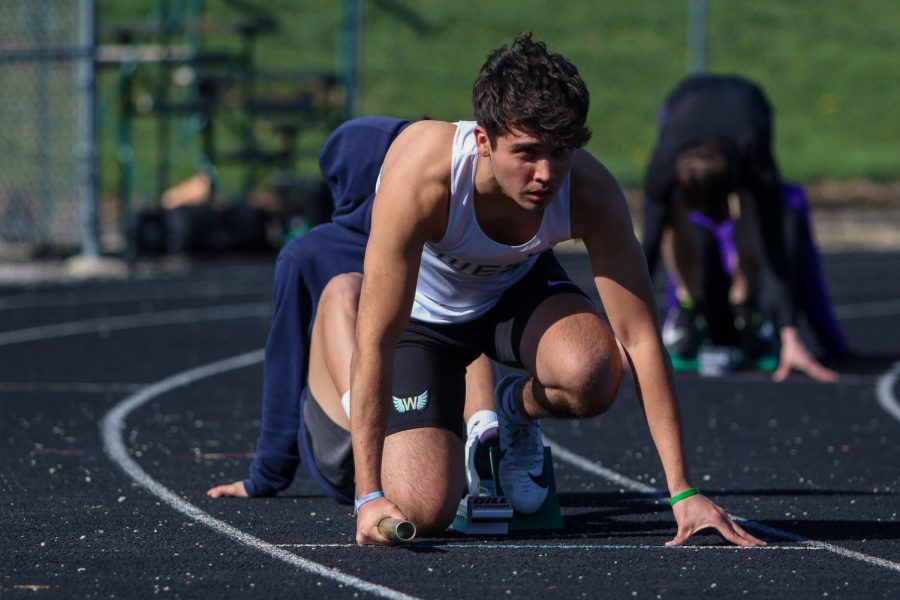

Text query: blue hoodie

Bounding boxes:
[243,116,410,501]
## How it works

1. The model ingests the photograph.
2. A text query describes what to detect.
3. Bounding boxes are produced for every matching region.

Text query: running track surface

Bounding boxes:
[1,251,898,598]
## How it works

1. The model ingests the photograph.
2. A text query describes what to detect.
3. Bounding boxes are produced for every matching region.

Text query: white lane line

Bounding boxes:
[652,297,900,322]
[0,279,270,311]
[0,302,270,346]
[875,361,900,423]
[545,443,659,495]
[544,437,900,574]
[1,296,893,348]
[100,350,420,600]
[834,298,900,320]
[277,543,818,551]
[0,382,146,393]
[680,373,876,385]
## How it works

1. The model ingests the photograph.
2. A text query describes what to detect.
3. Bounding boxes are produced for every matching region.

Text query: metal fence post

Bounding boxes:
[77,0,100,258]
[688,0,708,74]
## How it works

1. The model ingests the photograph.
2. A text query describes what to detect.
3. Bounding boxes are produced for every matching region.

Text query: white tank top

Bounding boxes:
[410,121,572,323]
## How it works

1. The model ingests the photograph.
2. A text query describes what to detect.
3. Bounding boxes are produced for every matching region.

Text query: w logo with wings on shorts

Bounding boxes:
[392,390,430,414]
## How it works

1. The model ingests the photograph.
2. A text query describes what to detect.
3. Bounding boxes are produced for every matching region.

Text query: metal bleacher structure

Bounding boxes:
[97,1,350,255]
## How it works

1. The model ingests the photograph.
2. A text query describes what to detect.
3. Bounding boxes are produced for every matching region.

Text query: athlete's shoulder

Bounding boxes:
[388,120,457,159]
[381,120,456,182]
[569,148,631,239]
[570,148,622,204]
[375,121,456,241]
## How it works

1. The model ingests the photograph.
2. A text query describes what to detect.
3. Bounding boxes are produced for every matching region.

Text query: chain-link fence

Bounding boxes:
[0,0,95,255]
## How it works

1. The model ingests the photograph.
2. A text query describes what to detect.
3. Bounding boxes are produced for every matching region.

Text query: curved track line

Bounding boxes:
[835,299,900,320]
[875,361,900,423]
[100,345,900,581]
[100,350,419,600]
[544,438,900,573]
[0,303,270,346]
[3,297,894,348]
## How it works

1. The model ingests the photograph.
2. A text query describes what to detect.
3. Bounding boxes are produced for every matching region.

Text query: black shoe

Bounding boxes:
[662,299,706,359]
[732,302,777,358]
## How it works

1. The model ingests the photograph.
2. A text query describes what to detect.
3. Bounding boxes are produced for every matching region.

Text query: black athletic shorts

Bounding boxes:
[386,250,590,439]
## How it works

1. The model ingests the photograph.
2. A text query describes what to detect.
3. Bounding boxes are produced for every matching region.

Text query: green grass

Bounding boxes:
[95,0,900,200]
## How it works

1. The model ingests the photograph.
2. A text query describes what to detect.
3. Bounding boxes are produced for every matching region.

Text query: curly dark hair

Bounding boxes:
[472,33,591,149]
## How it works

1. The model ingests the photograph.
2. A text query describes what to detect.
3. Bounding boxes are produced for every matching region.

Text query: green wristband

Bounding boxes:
[668,487,700,507]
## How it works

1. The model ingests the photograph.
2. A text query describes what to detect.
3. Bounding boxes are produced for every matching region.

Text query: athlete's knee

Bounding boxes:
[390,485,460,536]
[320,273,363,317]
[544,329,622,417]
[381,428,465,535]
[558,356,621,417]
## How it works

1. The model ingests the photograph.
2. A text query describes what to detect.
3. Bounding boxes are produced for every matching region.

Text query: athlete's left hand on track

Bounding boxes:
[666,494,766,547]
[206,480,249,498]
[773,328,839,383]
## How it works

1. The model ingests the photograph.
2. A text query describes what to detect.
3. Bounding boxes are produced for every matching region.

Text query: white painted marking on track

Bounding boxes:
[0,302,270,346]
[0,293,893,348]
[100,349,420,600]
[834,298,900,320]
[277,543,819,551]
[543,437,900,573]
[649,297,900,322]
[546,443,659,495]
[0,278,270,311]
[682,373,874,386]
[0,382,145,393]
[875,361,900,423]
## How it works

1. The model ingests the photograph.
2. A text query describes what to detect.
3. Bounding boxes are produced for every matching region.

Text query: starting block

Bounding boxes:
[450,446,563,534]
[671,345,777,376]
[452,494,513,535]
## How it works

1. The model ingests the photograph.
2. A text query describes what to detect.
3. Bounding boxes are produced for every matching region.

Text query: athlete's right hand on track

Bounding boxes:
[206,480,249,498]
[666,494,765,547]
[356,496,408,545]
[773,328,839,383]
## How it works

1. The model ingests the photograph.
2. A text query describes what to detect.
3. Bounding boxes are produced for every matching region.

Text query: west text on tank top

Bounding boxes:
[411,121,572,324]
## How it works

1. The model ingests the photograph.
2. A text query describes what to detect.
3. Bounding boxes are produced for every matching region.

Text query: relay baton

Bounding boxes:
[377,517,417,542]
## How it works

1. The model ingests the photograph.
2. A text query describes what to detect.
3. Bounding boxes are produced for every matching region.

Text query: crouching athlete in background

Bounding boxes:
[642,75,847,381]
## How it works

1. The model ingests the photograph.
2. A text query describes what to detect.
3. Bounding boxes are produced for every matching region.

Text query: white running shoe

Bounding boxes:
[493,374,548,514]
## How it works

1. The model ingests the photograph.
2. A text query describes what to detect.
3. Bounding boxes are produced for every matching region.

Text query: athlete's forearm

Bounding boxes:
[625,338,693,494]
[349,349,392,496]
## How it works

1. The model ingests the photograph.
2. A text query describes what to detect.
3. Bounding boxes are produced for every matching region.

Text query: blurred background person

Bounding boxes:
[641,75,848,381]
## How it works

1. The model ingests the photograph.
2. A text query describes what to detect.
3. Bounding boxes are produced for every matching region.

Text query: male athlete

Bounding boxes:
[338,34,763,546]
[642,75,846,381]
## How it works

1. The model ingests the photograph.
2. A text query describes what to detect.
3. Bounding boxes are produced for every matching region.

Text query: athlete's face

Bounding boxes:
[475,125,575,211]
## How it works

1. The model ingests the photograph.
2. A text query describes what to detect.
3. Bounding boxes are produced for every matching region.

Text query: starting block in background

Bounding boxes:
[671,345,777,376]
[450,446,563,534]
